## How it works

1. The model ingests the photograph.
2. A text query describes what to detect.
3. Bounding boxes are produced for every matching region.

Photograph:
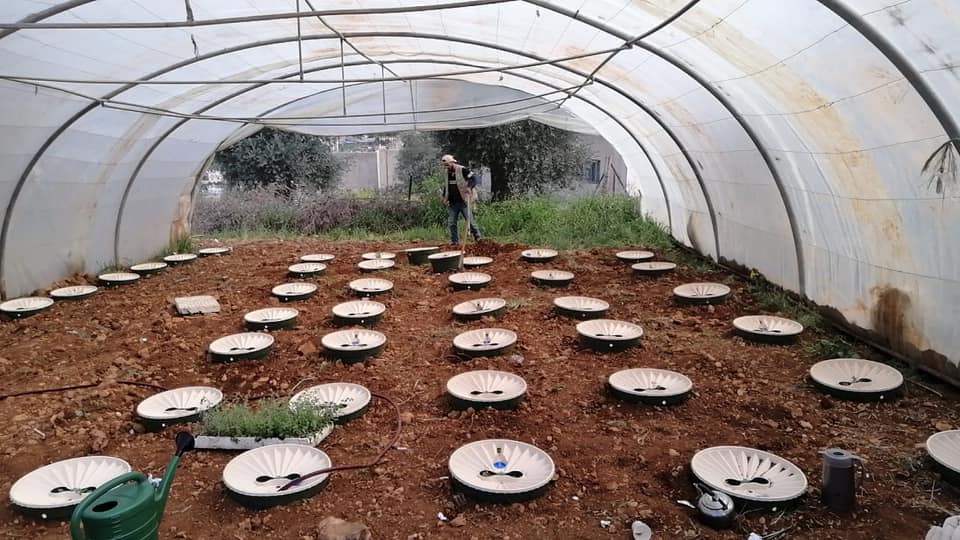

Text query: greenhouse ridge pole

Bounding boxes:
[0,0,94,39]
[0,0,516,30]
[114,59,676,264]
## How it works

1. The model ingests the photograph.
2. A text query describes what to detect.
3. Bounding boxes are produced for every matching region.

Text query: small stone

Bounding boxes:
[508,354,524,367]
[131,423,146,434]
[449,515,466,528]
[935,421,953,432]
[400,412,414,424]
[763,419,780,429]
[315,516,371,540]
[668,449,680,457]
[298,340,318,356]
[799,421,813,429]
[447,410,461,419]
[463,407,475,418]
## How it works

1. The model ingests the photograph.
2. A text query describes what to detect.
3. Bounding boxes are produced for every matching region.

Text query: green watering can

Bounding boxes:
[70,432,195,540]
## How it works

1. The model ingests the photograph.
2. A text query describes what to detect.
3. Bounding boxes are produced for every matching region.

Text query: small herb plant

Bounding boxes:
[199,399,336,439]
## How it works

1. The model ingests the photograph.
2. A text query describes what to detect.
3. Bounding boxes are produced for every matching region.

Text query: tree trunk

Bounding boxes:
[489,161,509,201]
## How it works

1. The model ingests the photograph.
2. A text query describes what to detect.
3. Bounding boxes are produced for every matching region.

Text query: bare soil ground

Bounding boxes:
[0,239,957,539]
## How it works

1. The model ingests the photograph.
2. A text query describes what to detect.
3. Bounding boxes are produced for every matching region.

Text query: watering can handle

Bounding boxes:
[69,472,147,540]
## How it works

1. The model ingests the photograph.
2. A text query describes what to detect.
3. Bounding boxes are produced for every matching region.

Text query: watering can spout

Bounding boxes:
[156,433,194,507]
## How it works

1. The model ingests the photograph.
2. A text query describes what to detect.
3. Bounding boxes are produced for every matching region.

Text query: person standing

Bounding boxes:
[440,154,481,245]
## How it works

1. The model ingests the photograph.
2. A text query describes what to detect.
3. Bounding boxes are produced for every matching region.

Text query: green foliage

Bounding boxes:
[199,399,336,439]
[746,271,823,329]
[804,336,857,359]
[214,128,348,193]
[477,196,673,249]
[195,188,672,251]
[434,120,593,199]
[665,247,718,274]
[164,234,195,256]
[396,131,441,187]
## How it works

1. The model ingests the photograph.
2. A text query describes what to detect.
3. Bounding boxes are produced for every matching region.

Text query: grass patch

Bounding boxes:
[164,234,195,256]
[665,247,719,274]
[506,297,533,310]
[804,336,856,359]
[199,399,336,439]
[747,272,823,329]
[194,187,674,251]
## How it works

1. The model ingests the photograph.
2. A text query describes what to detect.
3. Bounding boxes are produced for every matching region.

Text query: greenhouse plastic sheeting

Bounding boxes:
[0,0,957,382]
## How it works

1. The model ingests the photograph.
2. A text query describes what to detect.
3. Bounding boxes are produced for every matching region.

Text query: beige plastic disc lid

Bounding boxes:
[0,297,54,314]
[449,439,555,495]
[198,246,232,255]
[223,444,331,498]
[616,250,654,262]
[361,251,396,260]
[357,259,395,271]
[428,250,463,260]
[449,272,492,285]
[208,332,275,355]
[289,382,371,419]
[405,246,439,253]
[288,263,326,273]
[673,282,731,300]
[447,370,527,403]
[809,358,903,394]
[463,256,494,266]
[348,278,393,293]
[733,315,804,337]
[553,296,609,313]
[632,261,677,272]
[98,272,140,283]
[531,270,574,282]
[521,248,557,259]
[244,307,298,325]
[332,301,386,319]
[300,253,335,262]
[690,446,808,503]
[608,368,692,399]
[271,283,318,297]
[130,262,167,272]
[453,328,518,353]
[576,319,643,341]
[50,285,98,299]
[163,253,197,263]
[452,298,507,316]
[321,329,386,352]
[927,430,960,476]
[136,386,223,420]
[9,456,131,510]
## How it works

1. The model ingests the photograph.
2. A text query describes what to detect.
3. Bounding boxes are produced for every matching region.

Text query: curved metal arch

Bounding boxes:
[520,0,804,292]
[1,0,957,298]
[114,58,677,263]
[642,41,810,293]
[814,0,959,140]
[3,32,717,292]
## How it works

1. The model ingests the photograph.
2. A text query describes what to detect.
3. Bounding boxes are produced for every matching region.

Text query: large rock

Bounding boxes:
[316,517,371,540]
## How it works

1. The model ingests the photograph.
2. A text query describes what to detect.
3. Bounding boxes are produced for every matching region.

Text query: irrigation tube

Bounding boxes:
[280,392,402,491]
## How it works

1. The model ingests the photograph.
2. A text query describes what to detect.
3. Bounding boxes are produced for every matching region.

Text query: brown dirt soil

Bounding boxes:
[0,239,958,540]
